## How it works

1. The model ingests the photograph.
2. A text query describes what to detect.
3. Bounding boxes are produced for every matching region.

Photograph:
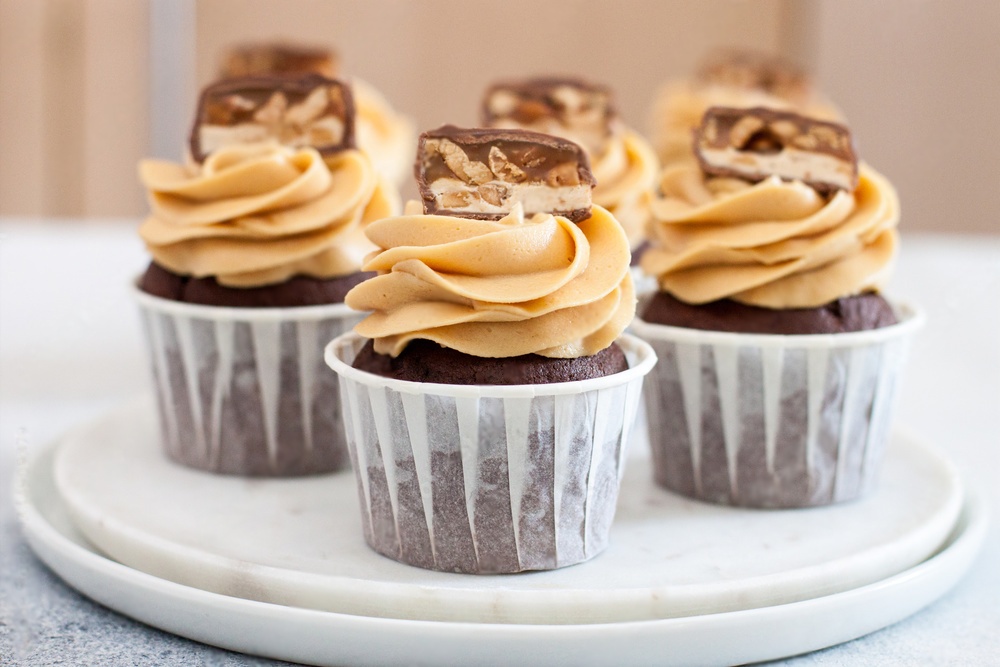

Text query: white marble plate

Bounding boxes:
[19,400,987,666]
[52,398,963,625]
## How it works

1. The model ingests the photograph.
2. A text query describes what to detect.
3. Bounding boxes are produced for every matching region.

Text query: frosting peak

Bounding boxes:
[347,204,635,358]
[589,130,659,249]
[139,143,398,287]
[353,78,416,186]
[641,163,899,309]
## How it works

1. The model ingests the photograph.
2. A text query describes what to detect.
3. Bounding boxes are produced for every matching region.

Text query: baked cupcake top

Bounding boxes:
[481,78,658,249]
[346,126,635,358]
[651,50,841,167]
[218,41,415,186]
[138,75,399,288]
[641,106,899,310]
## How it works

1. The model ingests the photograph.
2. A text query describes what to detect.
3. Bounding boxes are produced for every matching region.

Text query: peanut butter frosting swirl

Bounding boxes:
[651,82,842,167]
[139,143,399,287]
[353,78,416,186]
[590,130,659,249]
[641,163,899,309]
[347,203,635,358]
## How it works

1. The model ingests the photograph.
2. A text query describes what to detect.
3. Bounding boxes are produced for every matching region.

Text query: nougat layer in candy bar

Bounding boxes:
[189,74,355,163]
[482,78,616,155]
[220,42,338,78]
[416,125,596,222]
[694,106,858,194]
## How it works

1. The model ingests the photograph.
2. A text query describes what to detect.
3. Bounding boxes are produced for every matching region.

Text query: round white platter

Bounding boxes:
[19,400,987,666]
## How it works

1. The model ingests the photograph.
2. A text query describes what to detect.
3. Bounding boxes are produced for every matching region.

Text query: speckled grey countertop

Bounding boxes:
[2,222,998,666]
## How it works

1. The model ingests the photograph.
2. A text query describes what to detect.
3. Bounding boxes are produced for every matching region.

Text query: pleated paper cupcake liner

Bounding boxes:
[133,283,363,476]
[630,303,923,508]
[325,332,657,574]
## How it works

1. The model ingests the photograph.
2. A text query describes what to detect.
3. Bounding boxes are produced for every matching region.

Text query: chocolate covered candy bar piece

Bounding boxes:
[697,50,812,103]
[189,74,355,163]
[220,42,338,78]
[416,125,596,222]
[481,77,617,156]
[694,106,858,194]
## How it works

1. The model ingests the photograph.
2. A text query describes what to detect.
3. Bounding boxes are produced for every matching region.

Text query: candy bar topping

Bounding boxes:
[697,50,812,103]
[190,74,355,163]
[220,42,338,78]
[651,50,842,169]
[482,78,617,156]
[417,126,596,222]
[484,78,659,250]
[695,106,859,194]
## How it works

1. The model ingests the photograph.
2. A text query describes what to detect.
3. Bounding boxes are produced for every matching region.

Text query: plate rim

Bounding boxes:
[51,398,965,625]
[16,405,990,667]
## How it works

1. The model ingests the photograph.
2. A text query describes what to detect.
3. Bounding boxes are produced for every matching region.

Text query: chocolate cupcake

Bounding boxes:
[325,126,656,574]
[632,106,923,508]
[481,77,659,259]
[218,40,415,186]
[134,74,400,476]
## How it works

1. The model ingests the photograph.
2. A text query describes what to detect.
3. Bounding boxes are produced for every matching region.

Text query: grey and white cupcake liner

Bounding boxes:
[133,283,363,476]
[325,332,657,573]
[630,303,923,508]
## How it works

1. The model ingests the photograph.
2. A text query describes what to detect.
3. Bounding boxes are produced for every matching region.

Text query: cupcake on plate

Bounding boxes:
[219,40,415,186]
[135,74,399,476]
[325,125,656,573]
[632,106,923,508]
[650,50,841,168]
[481,77,659,259]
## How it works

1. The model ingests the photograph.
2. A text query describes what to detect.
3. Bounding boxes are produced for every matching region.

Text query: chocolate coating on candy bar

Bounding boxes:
[189,74,355,163]
[220,42,338,78]
[481,77,617,155]
[694,106,858,194]
[415,125,596,222]
[697,50,813,103]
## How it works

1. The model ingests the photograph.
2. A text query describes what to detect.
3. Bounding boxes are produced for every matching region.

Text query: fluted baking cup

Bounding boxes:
[325,332,657,574]
[630,302,923,508]
[133,282,363,476]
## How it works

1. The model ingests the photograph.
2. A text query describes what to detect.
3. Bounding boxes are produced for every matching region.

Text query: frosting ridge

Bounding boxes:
[590,130,659,249]
[347,204,635,358]
[353,78,416,186]
[641,163,899,309]
[139,143,399,287]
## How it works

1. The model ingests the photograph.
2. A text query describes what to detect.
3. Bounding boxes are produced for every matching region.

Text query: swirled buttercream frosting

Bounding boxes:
[353,78,416,186]
[139,143,399,287]
[347,203,635,358]
[590,130,659,248]
[641,163,899,309]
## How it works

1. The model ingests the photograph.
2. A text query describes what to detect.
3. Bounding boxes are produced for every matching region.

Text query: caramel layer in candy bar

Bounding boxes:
[416,126,596,222]
[481,78,616,156]
[694,106,858,194]
[697,50,812,103]
[189,74,355,163]
[219,42,338,78]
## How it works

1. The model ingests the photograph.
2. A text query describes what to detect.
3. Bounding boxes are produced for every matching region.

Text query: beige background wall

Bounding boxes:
[0,0,148,216]
[1,0,997,234]
[809,0,1000,236]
